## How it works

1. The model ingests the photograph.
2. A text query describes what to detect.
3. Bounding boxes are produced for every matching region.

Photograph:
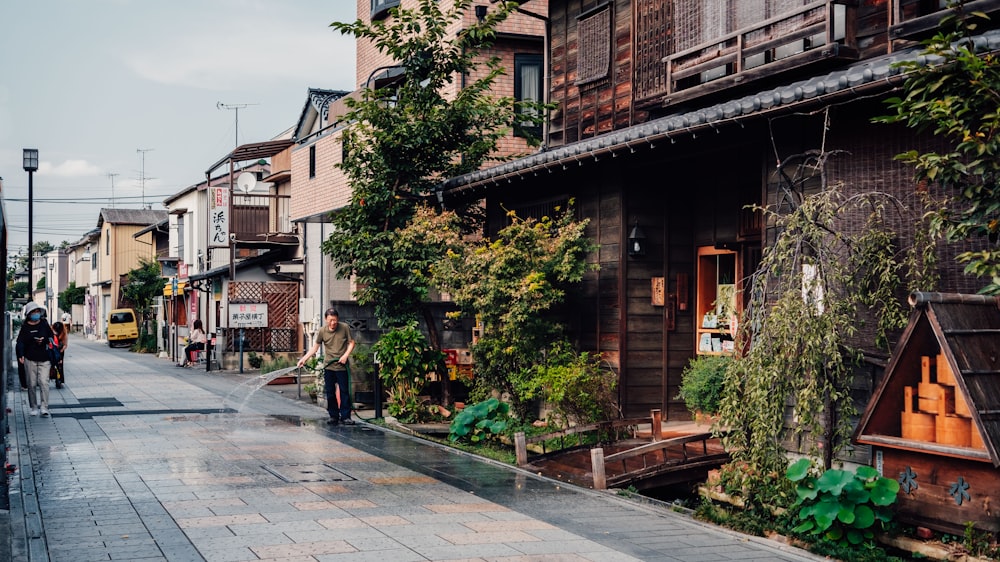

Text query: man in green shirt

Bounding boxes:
[298,309,356,425]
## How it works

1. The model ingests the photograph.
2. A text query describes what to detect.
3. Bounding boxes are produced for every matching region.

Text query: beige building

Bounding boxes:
[91,208,167,340]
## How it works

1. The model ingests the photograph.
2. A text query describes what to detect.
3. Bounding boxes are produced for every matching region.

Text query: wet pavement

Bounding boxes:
[3,338,823,561]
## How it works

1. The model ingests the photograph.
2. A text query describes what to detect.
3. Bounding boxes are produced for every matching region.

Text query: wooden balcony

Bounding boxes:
[663,1,858,106]
[230,192,296,248]
[890,0,1000,41]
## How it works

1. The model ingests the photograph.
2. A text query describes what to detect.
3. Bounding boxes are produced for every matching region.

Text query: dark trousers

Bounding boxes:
[184,342,204,362]
[323,368,351,421]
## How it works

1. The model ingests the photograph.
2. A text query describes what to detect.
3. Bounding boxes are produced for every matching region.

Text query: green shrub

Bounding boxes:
[518,342,618,427]
[372,323,444,422]
[786,458,899,548]
[676,355,731,415]
[448,397,510,444]
[261,354,294,374]
[247,351,264,369]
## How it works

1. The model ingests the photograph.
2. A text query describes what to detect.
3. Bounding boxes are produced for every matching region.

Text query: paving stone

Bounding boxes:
[7,340,825,562]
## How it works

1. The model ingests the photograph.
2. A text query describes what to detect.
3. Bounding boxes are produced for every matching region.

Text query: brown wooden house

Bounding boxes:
[854,292,1000,533]
[441,1,1000,419]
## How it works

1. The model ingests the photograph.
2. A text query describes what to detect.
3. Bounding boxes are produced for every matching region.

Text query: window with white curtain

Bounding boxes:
[514,54,543,139]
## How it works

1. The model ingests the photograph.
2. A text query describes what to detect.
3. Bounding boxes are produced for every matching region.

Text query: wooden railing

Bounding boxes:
[591,432,729,490]
[514,409,664,466]
[665,1,853,100]
[891,0,1000,40]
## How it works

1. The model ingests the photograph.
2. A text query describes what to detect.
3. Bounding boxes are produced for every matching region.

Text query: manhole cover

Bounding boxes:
[262,463,354,483]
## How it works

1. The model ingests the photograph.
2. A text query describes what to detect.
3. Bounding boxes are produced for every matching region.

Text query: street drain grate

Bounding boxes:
[262,463,355,483]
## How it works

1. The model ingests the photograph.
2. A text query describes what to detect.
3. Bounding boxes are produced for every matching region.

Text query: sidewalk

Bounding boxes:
[4,338,823,561]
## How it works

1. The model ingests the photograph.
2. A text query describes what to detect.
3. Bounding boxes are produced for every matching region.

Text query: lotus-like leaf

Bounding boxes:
[843,479,870,505]
[855,465,879,480]
[786,458,813,482]
[796,482,819,503]
[792,520,815,534]
[870,478,900,506]
[837,506,856,525]
[817,469,855,495]
[853,504,876,529]
[846,528,865,545]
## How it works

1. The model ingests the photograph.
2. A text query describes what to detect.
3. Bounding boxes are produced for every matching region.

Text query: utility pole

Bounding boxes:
[216,102,258,148]
[107,172,119,208]
[136,148,154,208]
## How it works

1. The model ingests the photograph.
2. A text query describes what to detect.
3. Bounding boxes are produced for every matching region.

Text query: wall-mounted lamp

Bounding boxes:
[627,220,646,258]
[475,5,487,22]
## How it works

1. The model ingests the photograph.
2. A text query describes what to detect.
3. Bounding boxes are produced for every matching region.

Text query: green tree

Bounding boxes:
[875,5,1000,294]
[404,203,597,418]
[58,281,86,314]
[323,0,547,334]
[9,281,30,303]
[18,241,54,272]
[119,258,165,351]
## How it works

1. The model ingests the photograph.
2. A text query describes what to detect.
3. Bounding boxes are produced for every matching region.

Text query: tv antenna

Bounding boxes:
[136,148,155,208]
[107,172,119,207]
[217,102,259,148]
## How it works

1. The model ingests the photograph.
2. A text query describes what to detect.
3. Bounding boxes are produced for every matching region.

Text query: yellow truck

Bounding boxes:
[107,308,139,347]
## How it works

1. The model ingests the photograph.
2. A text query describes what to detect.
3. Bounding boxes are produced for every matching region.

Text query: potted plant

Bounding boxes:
[303,383,318,403]
[676,354,732,422]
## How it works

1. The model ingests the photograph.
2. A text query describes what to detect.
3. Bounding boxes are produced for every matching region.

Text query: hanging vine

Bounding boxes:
[718,138,938,507]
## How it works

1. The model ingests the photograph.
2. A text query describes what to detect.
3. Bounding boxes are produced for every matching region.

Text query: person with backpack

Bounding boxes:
[16,302,55,416]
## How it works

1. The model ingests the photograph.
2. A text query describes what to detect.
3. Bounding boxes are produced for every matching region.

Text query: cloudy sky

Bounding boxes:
[0,0,357,257]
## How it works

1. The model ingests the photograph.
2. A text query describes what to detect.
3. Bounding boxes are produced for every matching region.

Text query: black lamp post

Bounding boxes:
[23,148,38,295]
[627,220,646,258]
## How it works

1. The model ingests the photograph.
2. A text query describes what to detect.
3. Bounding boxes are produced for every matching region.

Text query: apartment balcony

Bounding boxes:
[662,0,858,107]
[890,0,1000,41]
[230,192,296,249]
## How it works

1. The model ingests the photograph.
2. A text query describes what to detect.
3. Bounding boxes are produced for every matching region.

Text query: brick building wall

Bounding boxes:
[289,131,350,222]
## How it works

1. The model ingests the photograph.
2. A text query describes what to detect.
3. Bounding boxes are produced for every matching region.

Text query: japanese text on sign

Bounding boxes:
[209,187,230,248]
[228,303,268,328]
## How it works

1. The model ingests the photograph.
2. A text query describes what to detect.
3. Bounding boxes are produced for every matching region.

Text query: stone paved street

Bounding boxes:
[4,338,822,561]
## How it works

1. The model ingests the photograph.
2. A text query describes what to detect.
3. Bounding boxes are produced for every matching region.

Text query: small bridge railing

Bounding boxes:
[591,432,729,490]
[514,409,665,467]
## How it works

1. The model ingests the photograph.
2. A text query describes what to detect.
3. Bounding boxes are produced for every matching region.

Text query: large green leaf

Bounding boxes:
[853,504,876,529]
[786,458,812,482]
[870,477,900,506]
[817,469,855,495]
[855,465,879,480]
[843,479,870,505]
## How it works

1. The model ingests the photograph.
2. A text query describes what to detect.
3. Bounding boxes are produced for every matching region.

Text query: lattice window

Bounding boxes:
[576,3,612,85]
[633,0,671,101]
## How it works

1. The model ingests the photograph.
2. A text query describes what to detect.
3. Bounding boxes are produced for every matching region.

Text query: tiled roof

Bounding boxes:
[441,30,1000,193]
[97,208,168,227]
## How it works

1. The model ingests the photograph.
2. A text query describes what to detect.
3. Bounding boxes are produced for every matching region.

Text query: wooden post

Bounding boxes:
[651,409,662,441]
[591,447,606,490]
[515,432,527,466]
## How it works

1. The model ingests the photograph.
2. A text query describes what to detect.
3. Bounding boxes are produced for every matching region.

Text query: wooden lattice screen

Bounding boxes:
[633,0,671,102]
[577,4,612,85]
[226,281,299,352]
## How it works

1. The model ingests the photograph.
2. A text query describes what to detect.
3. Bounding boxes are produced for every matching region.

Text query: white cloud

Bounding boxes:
[41,160,103,177]
[123,21,355,91]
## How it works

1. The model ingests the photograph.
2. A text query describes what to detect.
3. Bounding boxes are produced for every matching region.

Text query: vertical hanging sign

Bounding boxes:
[209,187,230,248]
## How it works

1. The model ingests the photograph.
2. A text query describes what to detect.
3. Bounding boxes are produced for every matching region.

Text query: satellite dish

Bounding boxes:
[236,172,257,193]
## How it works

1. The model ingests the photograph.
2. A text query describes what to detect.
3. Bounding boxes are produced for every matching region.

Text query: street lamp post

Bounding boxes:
[23,149,38,299]
[48,261,54,319]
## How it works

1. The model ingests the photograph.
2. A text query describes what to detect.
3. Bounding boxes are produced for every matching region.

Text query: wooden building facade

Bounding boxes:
[442,0,1000,419]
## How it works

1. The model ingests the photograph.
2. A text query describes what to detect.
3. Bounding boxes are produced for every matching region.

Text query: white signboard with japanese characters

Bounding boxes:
[209,187,230,248]
[228,303,268,328]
